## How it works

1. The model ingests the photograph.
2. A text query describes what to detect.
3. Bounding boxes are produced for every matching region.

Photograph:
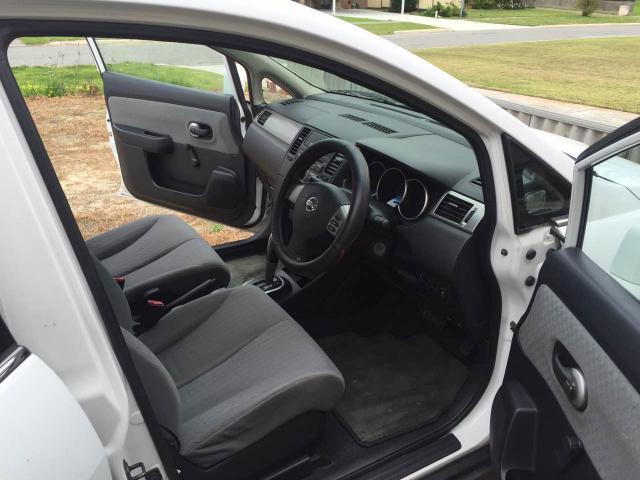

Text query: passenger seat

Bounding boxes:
[87,215,230,309]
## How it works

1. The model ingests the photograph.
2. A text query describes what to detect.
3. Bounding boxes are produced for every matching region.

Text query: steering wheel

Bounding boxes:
[271,138,370,276]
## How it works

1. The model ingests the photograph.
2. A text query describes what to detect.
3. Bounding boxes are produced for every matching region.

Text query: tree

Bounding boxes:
[576,0,599,16]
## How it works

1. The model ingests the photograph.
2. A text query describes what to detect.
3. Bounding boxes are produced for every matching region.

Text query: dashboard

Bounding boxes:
[242,93,486,281]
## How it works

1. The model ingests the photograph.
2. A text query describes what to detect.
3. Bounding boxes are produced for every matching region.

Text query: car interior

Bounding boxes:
[10,36,504,480]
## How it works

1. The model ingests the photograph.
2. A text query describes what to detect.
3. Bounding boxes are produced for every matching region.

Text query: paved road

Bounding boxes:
[8,40,225,67]
[8,23,640,67]
[386,23,640,49]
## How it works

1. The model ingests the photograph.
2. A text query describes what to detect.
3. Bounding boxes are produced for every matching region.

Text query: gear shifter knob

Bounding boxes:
[264,234,278,286]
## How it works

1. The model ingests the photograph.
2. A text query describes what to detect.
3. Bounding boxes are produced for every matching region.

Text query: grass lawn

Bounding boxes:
[12,63,223,97]
[464,7,640,25]
[415,37,640,114]
[338,16,436,34]
[338,16,385,23]
[19,36,82,45]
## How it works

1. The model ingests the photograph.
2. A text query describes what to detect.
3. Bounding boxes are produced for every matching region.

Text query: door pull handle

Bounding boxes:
[552,344,587,411]
[188,122,213,140]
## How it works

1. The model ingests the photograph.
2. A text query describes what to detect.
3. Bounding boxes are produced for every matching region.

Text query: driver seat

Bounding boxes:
[94,258,344,478]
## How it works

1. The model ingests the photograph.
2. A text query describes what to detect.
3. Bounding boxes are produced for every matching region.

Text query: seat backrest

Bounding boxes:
[92,256,182,443]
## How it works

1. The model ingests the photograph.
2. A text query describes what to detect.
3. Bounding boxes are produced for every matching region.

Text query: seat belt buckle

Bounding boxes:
[114,275,126,290]
[146,299,165,308]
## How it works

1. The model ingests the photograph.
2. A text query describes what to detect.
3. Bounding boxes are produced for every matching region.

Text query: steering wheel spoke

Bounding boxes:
[287,181,306,204]
[287,230,313,262]
[326,205,350,237]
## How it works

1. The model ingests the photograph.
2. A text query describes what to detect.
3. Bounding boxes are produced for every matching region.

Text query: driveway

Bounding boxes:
[387,23,640,48]
[330,8,524,30]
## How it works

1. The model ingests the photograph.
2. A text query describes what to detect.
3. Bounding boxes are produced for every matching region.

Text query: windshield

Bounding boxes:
[271,57,408,109]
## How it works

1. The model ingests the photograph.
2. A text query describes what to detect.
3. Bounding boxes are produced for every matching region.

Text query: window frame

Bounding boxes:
[578,140,640,247]
[502,134,572,235]
[572,136,640,249]
[259,75,293,105]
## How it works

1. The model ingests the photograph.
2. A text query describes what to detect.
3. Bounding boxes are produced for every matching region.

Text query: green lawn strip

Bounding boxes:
[414,37,640,114]
[110,63,224,91]
[13,63,223,97]
[19,37,83,45]
[464,7,640,25]
[338,15,437,33]
[337,16,385,23]
[358,22,436,34]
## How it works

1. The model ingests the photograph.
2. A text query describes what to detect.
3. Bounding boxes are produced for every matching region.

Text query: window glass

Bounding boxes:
[95,39,228,93]
[261,77,292,104]
[505,137,571,233]
[582,143,640,301]
[271,57,407,109]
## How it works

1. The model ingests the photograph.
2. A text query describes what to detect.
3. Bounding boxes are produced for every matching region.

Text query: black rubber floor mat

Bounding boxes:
[318,332,468,445]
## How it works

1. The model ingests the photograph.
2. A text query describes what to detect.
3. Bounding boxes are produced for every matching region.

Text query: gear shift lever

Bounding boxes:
[264,234,278,287]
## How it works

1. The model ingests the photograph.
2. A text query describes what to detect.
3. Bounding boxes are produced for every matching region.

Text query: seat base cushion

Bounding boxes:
[87,215,230,305]
[138,285,344,468]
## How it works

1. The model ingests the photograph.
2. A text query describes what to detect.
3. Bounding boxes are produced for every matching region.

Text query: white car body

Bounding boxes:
[0,1,636,479]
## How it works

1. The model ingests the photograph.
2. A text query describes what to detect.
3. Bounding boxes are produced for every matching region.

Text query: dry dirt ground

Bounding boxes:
[26,96,253,245]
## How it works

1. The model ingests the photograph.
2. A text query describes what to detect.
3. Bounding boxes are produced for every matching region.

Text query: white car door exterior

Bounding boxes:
[0,315,111,480]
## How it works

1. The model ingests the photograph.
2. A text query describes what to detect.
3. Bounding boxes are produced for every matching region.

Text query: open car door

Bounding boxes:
[491,120,640,479]
[0,314,110,480]
[86,37,262,228]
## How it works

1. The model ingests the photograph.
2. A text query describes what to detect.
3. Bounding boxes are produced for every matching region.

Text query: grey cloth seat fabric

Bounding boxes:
[111,280,344,467]
[86,215,230,304]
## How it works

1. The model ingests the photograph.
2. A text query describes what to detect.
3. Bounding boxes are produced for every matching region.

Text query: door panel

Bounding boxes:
[103,71,256,227]
[492,248,640,479]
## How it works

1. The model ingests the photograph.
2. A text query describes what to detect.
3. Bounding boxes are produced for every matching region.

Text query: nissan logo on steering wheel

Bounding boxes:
[305,196,319,213]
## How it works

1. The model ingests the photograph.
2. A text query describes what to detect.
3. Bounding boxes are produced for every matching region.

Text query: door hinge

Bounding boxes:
[123,459,163,480]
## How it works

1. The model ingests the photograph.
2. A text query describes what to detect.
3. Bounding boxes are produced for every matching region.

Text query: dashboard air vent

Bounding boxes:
[281,99,302,105]
[257,110,272,126]
[434,194,474,225]
[471,177,482,187]
[289,127,312,155]
[340,113,367,123]
[324,154,343,177]
[363,121,397,135]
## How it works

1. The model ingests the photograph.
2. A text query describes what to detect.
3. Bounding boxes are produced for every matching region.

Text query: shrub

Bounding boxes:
[495,0,528,9]
[390,0,418,12]
[420,1,467,16]
[576,0,599,15]
[473,0,496,8]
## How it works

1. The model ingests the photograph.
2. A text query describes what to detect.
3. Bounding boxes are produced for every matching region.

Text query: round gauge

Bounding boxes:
[368,162,386,195]
[376,168,407,207]
[399,179,429,221]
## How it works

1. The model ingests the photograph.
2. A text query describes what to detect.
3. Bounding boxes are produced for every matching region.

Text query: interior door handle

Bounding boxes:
[188,122,213,140]
[552,343,588,411]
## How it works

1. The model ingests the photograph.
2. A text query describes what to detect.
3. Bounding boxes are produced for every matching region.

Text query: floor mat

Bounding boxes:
[318,332,468,445]
[226,254,266,287]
